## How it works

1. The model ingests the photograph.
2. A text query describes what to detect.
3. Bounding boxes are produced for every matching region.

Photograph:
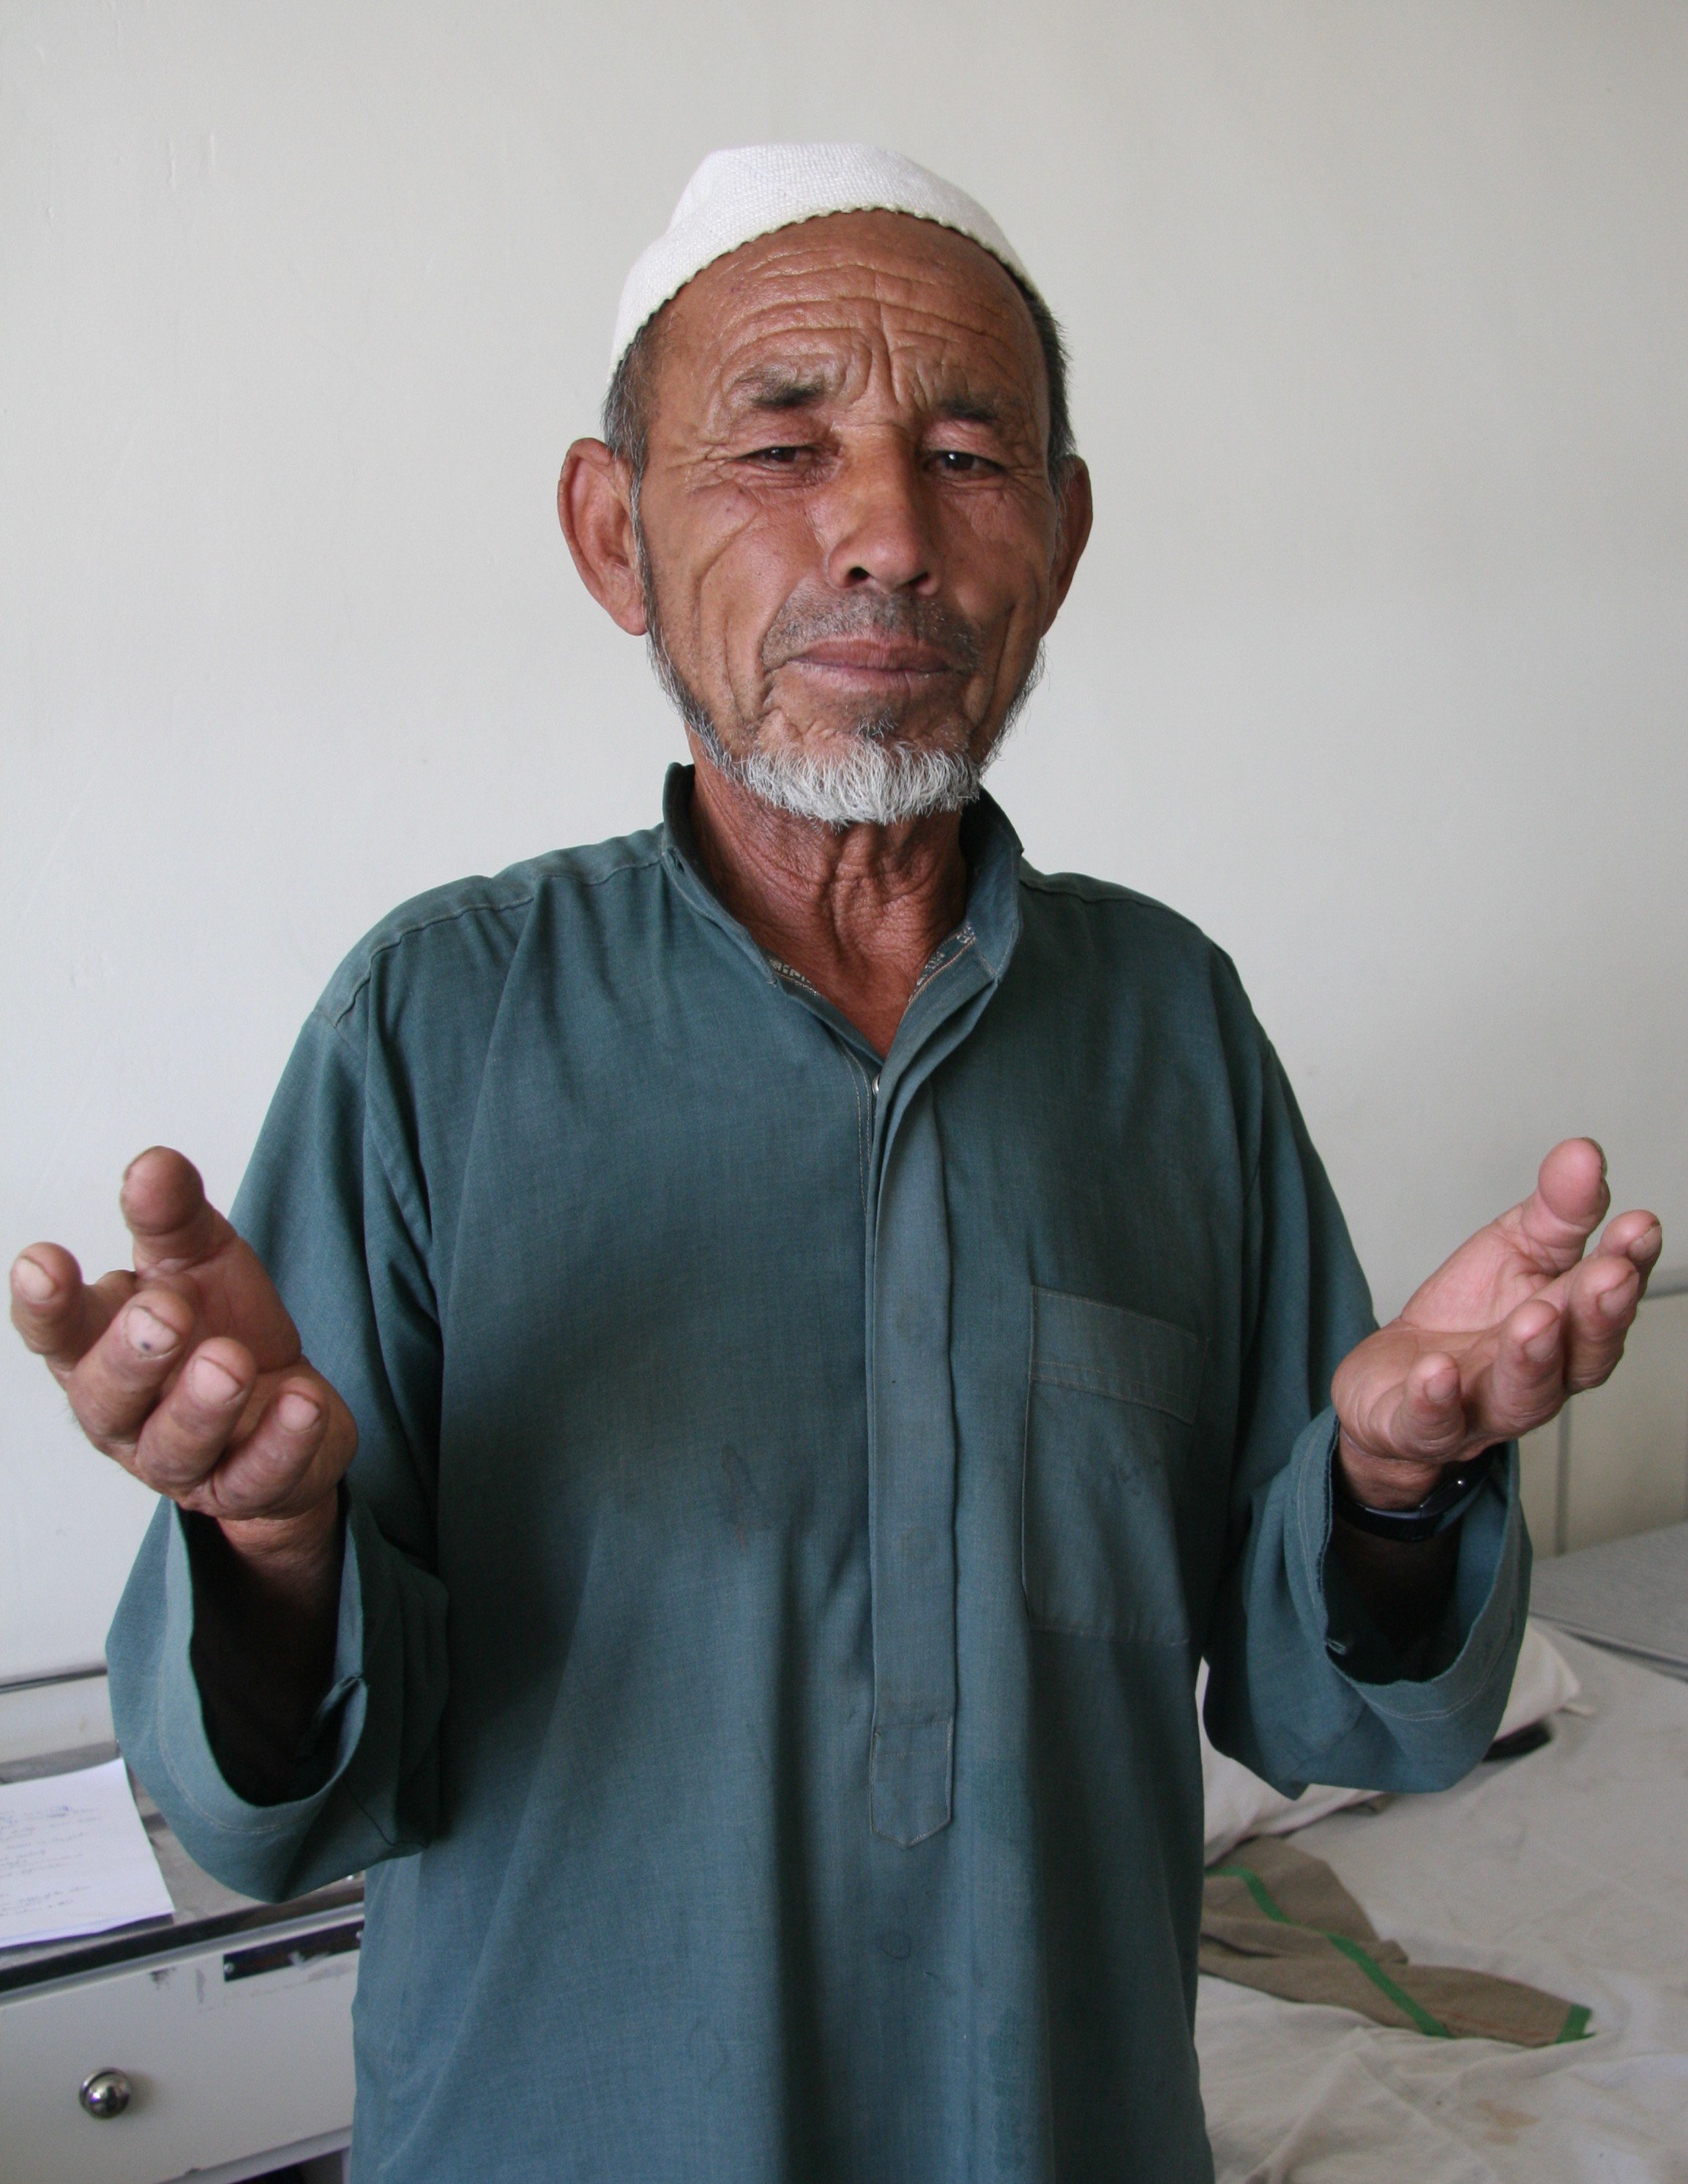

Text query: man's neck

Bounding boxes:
[686,744,970,1060]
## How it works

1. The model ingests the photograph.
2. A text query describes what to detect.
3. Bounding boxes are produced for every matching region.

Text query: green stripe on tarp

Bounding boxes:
[1324,1932,1453,2039]
[1556,2003,1593,2043]
[1212,1863,1293,1925]
[1211,1861,1453,2040]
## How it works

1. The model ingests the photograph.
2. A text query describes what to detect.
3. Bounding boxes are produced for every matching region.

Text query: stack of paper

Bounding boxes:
[0,1757,175,1950]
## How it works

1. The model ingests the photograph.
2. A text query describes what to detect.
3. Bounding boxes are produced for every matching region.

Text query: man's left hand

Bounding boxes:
[1332,1138,1662,1511]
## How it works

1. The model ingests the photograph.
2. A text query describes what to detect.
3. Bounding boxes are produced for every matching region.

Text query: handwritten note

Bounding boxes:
[0,1757,174,1950]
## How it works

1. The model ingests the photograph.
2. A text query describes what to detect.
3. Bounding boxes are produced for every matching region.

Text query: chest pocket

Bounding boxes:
[1022,1286,1204,1645]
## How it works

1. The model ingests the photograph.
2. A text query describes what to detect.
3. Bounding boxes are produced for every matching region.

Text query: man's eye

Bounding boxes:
[744,444,811,467]
[930,450,998,477]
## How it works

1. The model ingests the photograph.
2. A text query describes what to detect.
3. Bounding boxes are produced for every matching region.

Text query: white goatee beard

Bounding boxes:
[639,548,1042,829]
[690,714,987,828]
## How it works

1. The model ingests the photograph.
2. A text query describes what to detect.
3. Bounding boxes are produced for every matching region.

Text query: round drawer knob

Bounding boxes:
[79,2069,133,2120]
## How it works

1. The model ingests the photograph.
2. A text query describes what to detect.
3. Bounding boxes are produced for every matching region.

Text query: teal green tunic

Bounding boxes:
[108,769,1525,2183]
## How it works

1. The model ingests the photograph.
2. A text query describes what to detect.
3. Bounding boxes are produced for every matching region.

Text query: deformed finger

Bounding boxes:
[1482,1297,1566,1431]
[1389,1350,1471,1462]
[62,1286,201,1448]
[10,1248,133,1374]
[1596,1211,1664,1294]
[171,1371,350,1523]
[124,1337,260,1494]
[1558,1252,1640,1391]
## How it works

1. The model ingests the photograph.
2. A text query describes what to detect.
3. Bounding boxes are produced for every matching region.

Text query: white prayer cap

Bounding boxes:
[609,144,1033,381]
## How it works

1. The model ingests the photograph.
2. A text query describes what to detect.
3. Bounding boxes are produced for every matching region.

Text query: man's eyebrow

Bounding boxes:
[936,394,1004,428]
[724,366,837,412]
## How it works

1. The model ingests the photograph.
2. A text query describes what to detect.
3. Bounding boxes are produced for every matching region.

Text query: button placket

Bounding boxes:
[862,945,1008,1848]
[867,1092,960,1846]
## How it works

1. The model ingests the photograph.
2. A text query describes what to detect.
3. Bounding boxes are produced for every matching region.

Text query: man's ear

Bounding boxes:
[1046,458,1094,624]
[558,440,647,636]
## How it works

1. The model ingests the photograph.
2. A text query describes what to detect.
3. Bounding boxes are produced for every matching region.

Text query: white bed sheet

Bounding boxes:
[1195,1631,1688,2182]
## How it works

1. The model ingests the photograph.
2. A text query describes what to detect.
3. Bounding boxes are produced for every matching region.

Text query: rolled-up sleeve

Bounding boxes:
[1211,1406,1527,1793]
[106,1486,448,1898]
[1202,1027,1527,1796]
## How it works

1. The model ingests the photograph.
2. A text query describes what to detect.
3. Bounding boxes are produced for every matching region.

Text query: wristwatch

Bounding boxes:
[1331,1442,1501,1544]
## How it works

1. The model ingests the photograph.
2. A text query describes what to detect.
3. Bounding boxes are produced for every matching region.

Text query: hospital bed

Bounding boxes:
[1196,1524,1688,2181]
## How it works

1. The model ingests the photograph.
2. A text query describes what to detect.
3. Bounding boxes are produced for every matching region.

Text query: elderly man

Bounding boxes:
[10,146,1661,2182]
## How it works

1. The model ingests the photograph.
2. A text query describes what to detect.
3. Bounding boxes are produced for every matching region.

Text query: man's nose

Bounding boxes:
[820,436,938,594]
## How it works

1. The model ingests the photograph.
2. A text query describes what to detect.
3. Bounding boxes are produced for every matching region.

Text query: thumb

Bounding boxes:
[119,1148,234,1275]
[1512,1138,1610,1272]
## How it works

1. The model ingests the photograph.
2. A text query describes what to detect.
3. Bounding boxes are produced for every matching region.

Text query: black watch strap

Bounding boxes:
[1332,1442,1501,1544]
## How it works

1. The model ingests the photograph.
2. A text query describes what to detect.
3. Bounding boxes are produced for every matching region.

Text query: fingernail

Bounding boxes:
[277,1390,322,1434]
[1599,1282,1634,1319]
[11,1256,54,1303]
[189,1354,244,1404]
[1524,1325,1560,1363]
[126,1304,182,1356]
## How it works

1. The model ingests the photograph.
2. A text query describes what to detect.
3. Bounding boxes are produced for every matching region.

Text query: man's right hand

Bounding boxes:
[10,1147,356,1573]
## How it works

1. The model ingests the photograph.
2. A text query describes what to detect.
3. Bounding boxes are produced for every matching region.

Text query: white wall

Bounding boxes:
[3,0,1684,1679]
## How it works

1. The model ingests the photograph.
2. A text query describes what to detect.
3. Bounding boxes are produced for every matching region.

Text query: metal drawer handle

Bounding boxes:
[223,1917,363,1983]
[79,2069,133,2120]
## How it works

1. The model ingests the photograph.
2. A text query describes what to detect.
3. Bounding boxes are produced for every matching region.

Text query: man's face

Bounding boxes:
[625,211,1085,816]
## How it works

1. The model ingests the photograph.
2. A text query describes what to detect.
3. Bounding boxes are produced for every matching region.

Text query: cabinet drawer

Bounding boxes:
[0,1915,359,2184]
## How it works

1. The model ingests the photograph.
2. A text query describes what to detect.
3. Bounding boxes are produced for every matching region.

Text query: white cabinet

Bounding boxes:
[0,1908,359,2184]
[0,1681,361,2184]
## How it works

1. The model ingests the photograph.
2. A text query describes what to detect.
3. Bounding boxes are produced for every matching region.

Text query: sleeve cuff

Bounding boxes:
[107,1494,371,1896]
[1286,1406,1530,1732]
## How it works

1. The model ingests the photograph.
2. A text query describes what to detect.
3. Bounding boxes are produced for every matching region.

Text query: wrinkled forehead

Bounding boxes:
[648,210,1049,436]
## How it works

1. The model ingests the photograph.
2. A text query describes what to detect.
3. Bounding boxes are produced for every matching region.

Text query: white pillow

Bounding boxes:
[1493,1617,1583,1740]
[1200,1619,1582,1865]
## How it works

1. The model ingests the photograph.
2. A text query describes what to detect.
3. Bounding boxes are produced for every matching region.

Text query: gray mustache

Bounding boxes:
[761,592,982,676]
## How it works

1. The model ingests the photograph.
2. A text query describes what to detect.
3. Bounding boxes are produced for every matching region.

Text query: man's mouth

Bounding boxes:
[784,638,960,678]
